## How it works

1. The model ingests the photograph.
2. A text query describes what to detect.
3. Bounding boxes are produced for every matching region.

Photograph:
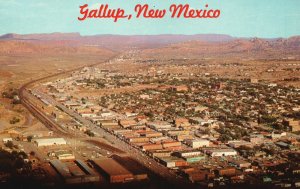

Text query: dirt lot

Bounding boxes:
[0,54,113,135]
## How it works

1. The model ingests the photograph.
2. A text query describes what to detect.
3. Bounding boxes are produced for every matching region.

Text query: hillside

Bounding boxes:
[0,33,299,59]
[0,40,116,56]
[0,33,235,50]
[138,37,300,59]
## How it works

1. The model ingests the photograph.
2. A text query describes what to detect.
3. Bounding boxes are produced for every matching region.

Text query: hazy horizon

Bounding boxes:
[1,32,299,39]
[0,0,299,38]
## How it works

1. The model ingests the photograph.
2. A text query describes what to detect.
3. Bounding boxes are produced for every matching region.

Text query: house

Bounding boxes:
[185,139,210,148]
[2,138,13,143]
[283,119,300,132]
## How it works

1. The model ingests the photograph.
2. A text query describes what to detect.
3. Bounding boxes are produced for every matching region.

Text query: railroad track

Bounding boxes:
[18,61,112,138]
[18,55,195,189]
[18,56,118,135]
[20,94,72,137]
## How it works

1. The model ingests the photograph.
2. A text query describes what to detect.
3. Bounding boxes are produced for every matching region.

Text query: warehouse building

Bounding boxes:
[217,167,237,176]
[159,156,188,168]
[48,150,75,160]
[185,139,210,148]
[75,159,100,182]
[92,158,134,183]
[148,150,172,158]
[182,156,206,163]
[147,121,172,131]
[33,138,67,147]
[50,159,100,184]
[175,150,203,158]
[205,148,237,157]
[111,155,148,181]
[174,150,206,163]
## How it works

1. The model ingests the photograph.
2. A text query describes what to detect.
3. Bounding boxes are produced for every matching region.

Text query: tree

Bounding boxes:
[18,151,28,159]
[2,91,8,98]
[10,117,20,124]
[14,158,24,169]
[85,130,95,137]
[203,128,210,134]
[5,141,14,149]
[30,151,35,156]
[27,136,33,142]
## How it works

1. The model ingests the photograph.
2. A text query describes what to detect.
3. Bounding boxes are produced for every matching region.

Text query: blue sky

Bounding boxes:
[0,0,299,37]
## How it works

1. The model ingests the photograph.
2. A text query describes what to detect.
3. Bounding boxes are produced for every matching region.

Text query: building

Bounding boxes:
[174,118,190,127]
[128,137,149,143]
[283,119,300,132]
[205,148,237,157]
[142,144,163,151]
[147,121,172,131]
[111,155,148,181]
[248,134,264,144]
[250,78,259,84]
[217,167,236,176]
[148,150,172,158]
[50,160,100,184]
[119,119,138,128]
[182,156,205,163]
[176,135,194,142]
[33,138,67,147]
[48,150,75,160]
[167,130,190,136]
[175,150,203,158]
[162,141,181,148]
[270,132,287,139]
[229,159,251,169]
[75,159,99,182]
[184,169,215,183]
[159,157,188,168]
[92,158,134,183]
[186,139,210,148]
[2,138,13,143]
[171,85,189,92]
[227,140,252,148]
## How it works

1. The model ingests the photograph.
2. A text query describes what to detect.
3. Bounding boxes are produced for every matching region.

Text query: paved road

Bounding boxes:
[32,88,194,188]
[255,124,300,140]
[18,57,196,188]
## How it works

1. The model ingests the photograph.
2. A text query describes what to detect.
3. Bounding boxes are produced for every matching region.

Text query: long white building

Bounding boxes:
[33,138,67,147]
[205,148,237,157]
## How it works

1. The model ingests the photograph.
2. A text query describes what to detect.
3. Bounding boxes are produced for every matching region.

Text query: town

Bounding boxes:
[1,57,298,188]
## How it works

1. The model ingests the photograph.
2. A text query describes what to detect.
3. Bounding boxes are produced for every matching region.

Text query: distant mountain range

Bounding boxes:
[0,32,235,49]
[0,32,299,58]
[139,37,300,59]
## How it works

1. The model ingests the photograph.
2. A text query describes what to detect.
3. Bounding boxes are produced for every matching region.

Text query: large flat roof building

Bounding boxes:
[92,158,134,183]
[205,148,238,157]
[33,138,67,147]
[50,159,100,184]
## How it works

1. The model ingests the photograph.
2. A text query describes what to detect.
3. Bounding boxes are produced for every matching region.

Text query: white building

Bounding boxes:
[2,138,13,143]
[206,148,237,157]
[178,150,202,157]
[49,150,75,160]
[147,121,172,131]
[186,139,210,148]
[100,111,112,117]
[33,138,67,147]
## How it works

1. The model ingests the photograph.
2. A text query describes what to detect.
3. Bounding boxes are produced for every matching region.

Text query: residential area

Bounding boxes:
[2,64,297,188]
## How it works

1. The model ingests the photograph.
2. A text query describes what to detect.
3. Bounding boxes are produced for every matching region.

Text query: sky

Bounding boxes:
[0,0,299,38]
